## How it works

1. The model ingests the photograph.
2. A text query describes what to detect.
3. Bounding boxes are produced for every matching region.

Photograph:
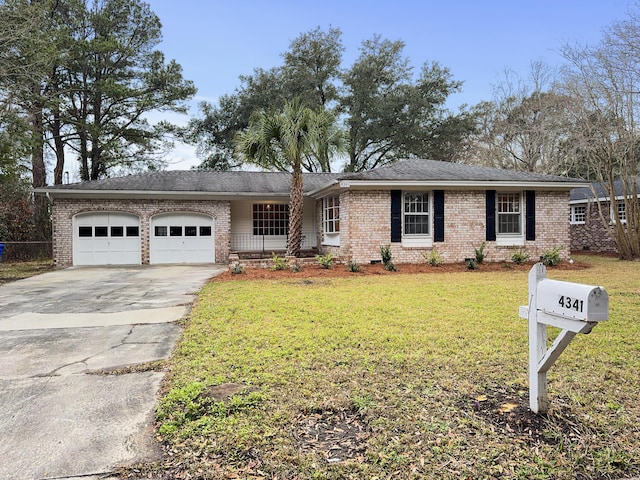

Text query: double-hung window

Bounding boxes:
[496,192,523,245]
[615,200,627,223]
[402,192,432,246]
[404,192,430,235]
[322,195,340,246]
[570,205,586,224]
[323,196,340,233]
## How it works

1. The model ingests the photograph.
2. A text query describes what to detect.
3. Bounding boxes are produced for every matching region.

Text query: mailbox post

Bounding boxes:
[519,263,608,413]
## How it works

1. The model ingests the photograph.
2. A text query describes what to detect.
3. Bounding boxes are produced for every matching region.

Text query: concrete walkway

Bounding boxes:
[0,265,223,480]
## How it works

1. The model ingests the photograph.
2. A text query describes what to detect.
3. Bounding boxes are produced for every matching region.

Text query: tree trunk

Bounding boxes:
[287,166,304,257]
[30,96,50,240]
[52,105,65,185]
[79,129,89,181]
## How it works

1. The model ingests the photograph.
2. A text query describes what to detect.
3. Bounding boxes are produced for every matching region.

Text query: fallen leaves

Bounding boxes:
[294,407,370,463]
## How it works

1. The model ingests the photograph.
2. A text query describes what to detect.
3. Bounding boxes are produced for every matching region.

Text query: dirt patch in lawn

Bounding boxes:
[215,260,589,282]
[463,384,592,446]
[295,407,370,464]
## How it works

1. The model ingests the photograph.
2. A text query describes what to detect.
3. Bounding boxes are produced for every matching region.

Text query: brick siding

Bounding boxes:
[570,201,617,253]
[53,189,572,267]
[317,189,571,265]
[52,198,230,267]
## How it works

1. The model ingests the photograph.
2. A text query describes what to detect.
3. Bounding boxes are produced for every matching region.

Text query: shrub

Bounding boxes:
[230,264,245,275]
[315,253,334,269]
[465,257,477,270]
[511,248,530,265]
[423,249,443,266]
[290,264,302,273]
[380,244,392,264]
[474,241,486,264]
[271,253,289,271]
[379,244,397,271]
[347,261,361,273]
[541,246,562,266]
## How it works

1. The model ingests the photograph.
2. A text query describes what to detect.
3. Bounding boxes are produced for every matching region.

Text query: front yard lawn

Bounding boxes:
[153,255,640,479]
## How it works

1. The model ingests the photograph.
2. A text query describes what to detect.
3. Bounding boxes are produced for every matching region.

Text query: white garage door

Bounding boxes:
[74,212,141,266]
[150,213,215,264]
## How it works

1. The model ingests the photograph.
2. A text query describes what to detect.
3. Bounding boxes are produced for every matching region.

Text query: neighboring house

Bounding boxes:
[570,178,640,253]
[36,159,586,267]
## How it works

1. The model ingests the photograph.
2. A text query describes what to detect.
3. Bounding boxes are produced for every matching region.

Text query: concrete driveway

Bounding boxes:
[0,265,223,480]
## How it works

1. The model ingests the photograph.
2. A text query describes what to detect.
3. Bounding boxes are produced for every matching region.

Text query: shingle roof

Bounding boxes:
[338,158,584,183]
[571,178,640,201]
[43,170,341,194]
[39,159,584,196]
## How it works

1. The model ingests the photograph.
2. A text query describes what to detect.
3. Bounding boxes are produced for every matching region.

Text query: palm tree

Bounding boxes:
[236,100,345,257]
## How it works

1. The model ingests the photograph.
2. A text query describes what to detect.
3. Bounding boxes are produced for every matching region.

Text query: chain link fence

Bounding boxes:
[0,241,53,262]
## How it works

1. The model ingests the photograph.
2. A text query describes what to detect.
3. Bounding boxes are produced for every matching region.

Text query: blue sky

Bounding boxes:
[144,0,634,169]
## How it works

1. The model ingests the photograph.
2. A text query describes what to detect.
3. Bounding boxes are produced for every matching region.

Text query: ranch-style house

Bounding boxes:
[36,159,587,268]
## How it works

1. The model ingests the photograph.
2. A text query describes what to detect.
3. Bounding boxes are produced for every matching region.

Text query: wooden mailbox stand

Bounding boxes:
[519,263,609,414]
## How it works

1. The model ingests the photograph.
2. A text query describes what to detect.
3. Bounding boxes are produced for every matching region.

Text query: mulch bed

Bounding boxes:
[214,259,589,282]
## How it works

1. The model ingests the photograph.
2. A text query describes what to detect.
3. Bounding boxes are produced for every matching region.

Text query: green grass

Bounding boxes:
[155,255,640,479]
[0,259,54,285]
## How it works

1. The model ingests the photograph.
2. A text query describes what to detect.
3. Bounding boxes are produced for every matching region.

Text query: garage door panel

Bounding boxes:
[150,213,214,264]
[73,213,141,266]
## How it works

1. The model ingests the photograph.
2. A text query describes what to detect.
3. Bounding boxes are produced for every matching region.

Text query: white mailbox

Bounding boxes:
[520,263,609,414]
[536,279,609,322]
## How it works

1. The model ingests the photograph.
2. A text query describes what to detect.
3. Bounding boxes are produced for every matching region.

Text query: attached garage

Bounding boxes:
[74,212,141,265]
[150,213,215,264]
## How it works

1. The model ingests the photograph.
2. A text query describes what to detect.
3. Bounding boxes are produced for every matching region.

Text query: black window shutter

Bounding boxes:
[433,190,445,242]
[390,190,402,243]
[526,190,536,241]
[486,190,496,241]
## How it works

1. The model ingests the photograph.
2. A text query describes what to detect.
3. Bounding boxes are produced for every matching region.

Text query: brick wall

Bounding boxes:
[52,198,231,267]
[570,201,617,253]
[53,189,573,268]
[318,189,571,265]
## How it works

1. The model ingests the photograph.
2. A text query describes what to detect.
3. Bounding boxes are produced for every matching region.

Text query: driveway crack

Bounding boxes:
[39,358,90,377]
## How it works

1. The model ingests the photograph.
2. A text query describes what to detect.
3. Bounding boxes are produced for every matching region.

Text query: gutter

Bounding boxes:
[33,188,292,201]
[309,179,589,198]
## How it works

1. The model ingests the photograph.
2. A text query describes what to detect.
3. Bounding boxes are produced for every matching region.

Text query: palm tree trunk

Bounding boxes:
[287,167,304,257]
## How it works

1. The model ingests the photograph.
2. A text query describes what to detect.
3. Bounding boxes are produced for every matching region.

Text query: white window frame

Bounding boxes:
[402,191,433,247]
[614,200,627,224]
[322,195,340,246]
[570,204,586,225]
[496,192,524,246]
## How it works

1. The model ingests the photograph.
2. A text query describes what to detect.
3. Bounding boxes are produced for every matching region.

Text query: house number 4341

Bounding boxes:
[558,295,584,313]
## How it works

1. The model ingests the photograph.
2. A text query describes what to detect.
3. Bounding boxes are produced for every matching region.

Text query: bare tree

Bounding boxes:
[560,13,640,259]
[465,61,581,176]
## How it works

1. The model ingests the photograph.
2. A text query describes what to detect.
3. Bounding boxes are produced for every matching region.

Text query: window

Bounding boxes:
[323,196,340,233]
[110,226,124,237]
[185,226,197,237]
[155,226,167,237]
[253,204,289,236]
[570,205,586,224]
[403,192,430,235]
[126,226,139,237]
[94,226,108,237]
[497,193,522,235]
[199,226,212,236]
[170,226,183,237]
[78,226,92,237]
[616,201,627,223]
